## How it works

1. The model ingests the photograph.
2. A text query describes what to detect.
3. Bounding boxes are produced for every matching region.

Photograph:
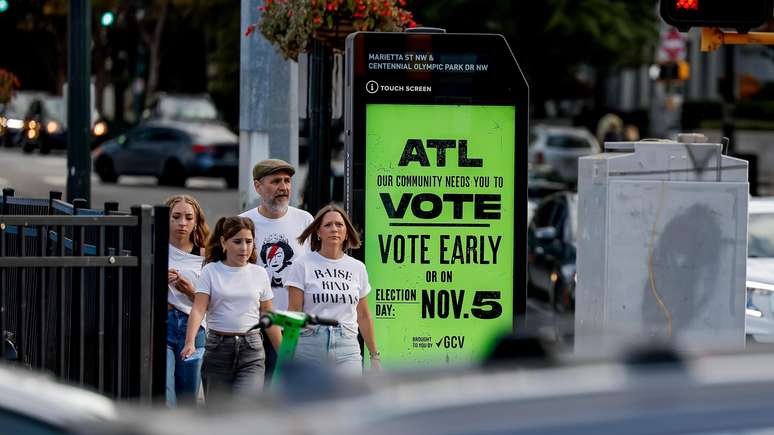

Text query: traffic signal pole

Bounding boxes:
[701,27,774,52]
[67,0,92,206]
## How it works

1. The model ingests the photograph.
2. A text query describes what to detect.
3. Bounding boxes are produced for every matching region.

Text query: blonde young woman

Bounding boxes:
[182,217,281,396]
[285,204,380,375]
[165,195,209,406]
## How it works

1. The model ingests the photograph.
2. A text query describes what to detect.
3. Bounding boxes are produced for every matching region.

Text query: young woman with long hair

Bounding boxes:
[165,195,209,406]
[181,216,281,396]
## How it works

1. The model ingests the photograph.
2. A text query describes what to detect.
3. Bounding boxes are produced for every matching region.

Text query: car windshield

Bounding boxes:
[749,213,774,258]
[547,134,590,149]
[159,97,218,120]
[42,98,65,125]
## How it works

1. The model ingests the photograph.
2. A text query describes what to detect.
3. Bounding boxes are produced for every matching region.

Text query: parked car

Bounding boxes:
[92,119,239,188]
[20,96,109,154]
[527,191,577,312]
[528,162,568,200]
[745,198,774,343]
[0,90,49,148]
[528,125,600,185]
[21,97,67,154]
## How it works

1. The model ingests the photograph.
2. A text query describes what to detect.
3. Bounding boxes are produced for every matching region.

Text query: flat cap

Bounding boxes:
[252,159,295,181]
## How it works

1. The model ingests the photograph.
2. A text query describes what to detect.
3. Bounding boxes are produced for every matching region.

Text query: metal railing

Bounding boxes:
[0,188,168,402]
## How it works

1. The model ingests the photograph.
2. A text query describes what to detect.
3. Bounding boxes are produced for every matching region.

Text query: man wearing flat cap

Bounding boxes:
[240,159,313,311]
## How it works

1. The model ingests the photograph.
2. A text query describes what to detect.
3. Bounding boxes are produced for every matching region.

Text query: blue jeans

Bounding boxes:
[166,307,205,407]
[295,326,362,376]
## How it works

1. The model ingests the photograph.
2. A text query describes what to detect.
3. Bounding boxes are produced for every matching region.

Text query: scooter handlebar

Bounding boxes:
[248,314,274,331]
[309,315,339,327]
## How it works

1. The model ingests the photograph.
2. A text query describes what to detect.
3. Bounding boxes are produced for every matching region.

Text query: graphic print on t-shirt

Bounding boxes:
[311,267,359,305]
[259,233,295,288]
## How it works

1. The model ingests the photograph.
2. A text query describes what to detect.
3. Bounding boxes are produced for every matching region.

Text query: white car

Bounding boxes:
[528,125,600,185]
[745,198,774,343]
[0,363,118,434]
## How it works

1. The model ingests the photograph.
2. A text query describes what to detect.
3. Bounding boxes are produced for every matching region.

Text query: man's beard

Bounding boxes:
[264,197,289,214]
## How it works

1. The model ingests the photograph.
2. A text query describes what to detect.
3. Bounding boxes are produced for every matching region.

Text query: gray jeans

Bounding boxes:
[202,330,265,397]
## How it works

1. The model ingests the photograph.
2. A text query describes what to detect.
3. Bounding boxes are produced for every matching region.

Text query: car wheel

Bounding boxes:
[96,157,118,183]
[159,160,187,187]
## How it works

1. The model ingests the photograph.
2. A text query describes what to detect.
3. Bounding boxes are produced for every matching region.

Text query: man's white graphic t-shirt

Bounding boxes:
[195,261,273,334]
[284,252,371,333]
[239,206,313,310]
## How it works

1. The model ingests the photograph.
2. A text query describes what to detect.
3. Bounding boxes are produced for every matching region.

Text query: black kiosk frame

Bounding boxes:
[345,31,528,363]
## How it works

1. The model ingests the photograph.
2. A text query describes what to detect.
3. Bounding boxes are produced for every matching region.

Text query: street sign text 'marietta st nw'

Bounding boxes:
[346,31,528,368]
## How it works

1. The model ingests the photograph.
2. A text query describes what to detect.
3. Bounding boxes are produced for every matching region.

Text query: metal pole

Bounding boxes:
[67,0,92,207]
[722,45,735,154]
[151,206,168,401]
[307,39,332,213]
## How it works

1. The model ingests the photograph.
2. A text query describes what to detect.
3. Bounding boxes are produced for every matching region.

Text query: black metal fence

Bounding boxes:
[0,188,168,402]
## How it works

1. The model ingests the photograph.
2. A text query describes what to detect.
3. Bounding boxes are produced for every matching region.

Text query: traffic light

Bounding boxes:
[658,60,691,81]
[0,0,9,13]
[100,11,115,27]
[660,0,773,32]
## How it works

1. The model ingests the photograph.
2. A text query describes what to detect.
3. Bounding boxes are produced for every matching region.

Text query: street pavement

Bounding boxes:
[0,147,241,221]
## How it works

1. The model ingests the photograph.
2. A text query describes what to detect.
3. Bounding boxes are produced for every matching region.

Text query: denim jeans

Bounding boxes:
[166,307,205,407]
[202,330,266,397]
[295,326,362,376]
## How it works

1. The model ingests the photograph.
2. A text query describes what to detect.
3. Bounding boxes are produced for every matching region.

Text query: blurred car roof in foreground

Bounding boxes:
[97,348,774,435]
[0,363,117,434]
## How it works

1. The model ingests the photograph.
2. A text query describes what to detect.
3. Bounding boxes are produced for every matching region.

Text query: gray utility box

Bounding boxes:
[575,138,748,354]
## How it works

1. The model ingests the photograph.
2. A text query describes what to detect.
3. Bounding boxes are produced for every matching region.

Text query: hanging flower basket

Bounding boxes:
[313,19,356,50]
[248,0,418,61]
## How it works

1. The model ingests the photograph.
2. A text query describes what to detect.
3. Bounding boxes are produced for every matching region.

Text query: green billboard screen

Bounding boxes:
[365,103,515,366]
[346,32,528,368]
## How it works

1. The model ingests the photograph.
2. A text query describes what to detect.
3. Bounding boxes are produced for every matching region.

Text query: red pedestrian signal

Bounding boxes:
[676,0,699,11]
[660,0,773,32]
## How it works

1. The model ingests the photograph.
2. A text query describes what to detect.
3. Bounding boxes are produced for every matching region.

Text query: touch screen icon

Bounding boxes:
[366,80,379,94]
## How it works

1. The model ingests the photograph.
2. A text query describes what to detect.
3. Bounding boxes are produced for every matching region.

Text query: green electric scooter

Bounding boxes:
[249,310,339,381]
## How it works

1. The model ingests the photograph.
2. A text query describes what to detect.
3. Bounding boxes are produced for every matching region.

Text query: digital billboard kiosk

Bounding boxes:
[345,31,528,367]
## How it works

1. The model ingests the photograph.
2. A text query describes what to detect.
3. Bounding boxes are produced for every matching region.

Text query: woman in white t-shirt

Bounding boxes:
[165,195,209,406]
[285,204,380,375]
[181,216,282,396]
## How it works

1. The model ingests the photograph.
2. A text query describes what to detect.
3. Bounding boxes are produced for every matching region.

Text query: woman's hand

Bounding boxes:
[168,269,180,284]
[174,276,196,300]
[369,357,381,372]
[180,341,196,359]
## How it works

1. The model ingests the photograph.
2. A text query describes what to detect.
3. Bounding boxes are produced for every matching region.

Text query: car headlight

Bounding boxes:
[92,121,107,137]
[27,120,38,130]
[46,121,60,134]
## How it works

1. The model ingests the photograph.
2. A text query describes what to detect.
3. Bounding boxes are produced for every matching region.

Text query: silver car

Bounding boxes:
[746,198,774,343]
[528,125,600,185]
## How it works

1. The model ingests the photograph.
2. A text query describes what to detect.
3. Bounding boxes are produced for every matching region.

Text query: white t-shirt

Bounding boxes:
[195,261,273,334]
[168,244,207,329]
[239,206,313,311]
[284,252,371,333]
